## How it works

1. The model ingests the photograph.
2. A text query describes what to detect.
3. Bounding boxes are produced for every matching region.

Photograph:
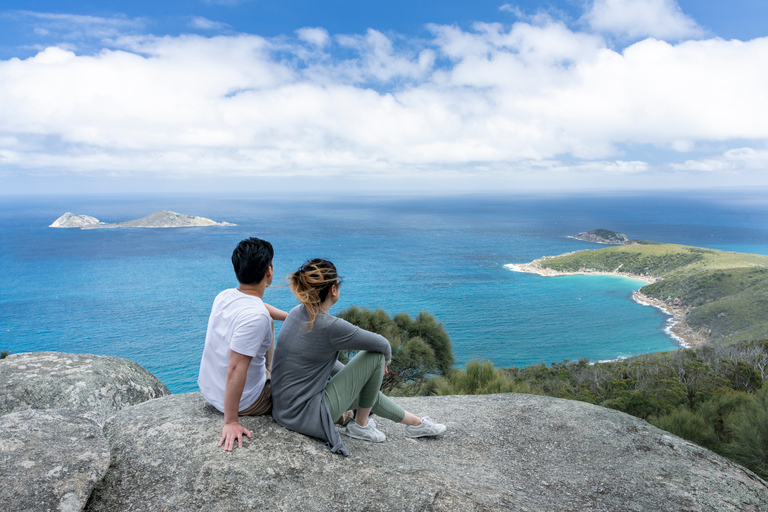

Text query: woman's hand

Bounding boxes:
[384,360,391,374]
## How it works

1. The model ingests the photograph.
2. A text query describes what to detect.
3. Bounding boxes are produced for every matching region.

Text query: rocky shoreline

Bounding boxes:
[506,258,709,348]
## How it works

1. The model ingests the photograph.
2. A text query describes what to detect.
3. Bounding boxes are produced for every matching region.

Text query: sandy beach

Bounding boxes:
[506,258,709,348]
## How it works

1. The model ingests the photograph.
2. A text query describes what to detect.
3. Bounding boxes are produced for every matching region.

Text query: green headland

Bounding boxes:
[509,241,768,345]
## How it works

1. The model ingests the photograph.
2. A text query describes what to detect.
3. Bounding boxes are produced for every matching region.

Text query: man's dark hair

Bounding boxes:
[231,237,274,285]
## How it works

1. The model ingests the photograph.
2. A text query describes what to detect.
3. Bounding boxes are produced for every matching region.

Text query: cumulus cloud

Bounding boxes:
[583,0,704,41]
[0,9,766,189]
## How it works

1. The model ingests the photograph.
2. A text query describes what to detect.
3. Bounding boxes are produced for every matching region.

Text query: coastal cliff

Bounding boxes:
[50,210,235,229]
[2,352,767,511]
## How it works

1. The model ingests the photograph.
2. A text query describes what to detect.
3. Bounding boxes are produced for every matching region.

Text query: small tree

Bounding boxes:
[337,306,454,392]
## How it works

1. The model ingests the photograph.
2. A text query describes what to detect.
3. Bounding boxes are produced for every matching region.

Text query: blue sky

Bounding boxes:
[1,0,767,195]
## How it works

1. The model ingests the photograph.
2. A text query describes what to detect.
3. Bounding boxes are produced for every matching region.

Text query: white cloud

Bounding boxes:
[672,147,768,173]
[189,17,230,31]
[499,4,524,18]
[334,29,434,83]
[583,0,704,41]
[296,27,330,47]
[0,12,766,190]
[13,10,147,42]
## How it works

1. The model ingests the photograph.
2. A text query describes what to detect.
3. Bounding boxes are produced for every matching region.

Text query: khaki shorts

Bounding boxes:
[237,319,275,417]
[238,380,272,416]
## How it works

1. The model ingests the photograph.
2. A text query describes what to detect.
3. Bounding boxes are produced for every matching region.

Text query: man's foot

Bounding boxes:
[346,419,386,443]
[404,417,446,438]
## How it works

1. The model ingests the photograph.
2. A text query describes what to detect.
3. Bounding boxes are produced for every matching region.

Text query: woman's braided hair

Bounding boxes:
[288,259,341,331]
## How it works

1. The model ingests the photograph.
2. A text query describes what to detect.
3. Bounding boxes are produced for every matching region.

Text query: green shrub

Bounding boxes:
[722,386,768,479]
[429,360,537,396]
[649,409,717,449]
[337,306,454,392]
[698,388,753,444]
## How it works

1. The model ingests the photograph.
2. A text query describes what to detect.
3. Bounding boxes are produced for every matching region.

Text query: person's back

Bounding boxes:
[198,288,272,412]
[271,258,446,457]
[197,237,287,451]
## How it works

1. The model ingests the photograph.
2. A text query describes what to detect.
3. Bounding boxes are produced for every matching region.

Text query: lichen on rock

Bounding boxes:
[0,408,110,512]
[2,353,768,511]
[86,392,768,512]
[0,351,170,420]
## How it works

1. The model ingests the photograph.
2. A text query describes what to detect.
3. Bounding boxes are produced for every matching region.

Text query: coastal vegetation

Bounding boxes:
[336,307,454,392]
[340,308,768,478]
[535,243,768,343]
[572,228,633,245]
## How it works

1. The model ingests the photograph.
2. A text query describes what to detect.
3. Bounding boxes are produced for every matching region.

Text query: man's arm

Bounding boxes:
[219,349,253,451]
[264,303,288,322]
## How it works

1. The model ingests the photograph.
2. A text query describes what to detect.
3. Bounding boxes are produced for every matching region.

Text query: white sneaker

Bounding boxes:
[346,420,386,443]
[404,417,446,438]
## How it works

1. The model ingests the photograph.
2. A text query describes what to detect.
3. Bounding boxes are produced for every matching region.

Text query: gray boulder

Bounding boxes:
[49,212,100,228]
[0,408,110,512]
[0,352,170,420]
[87,392,768,512]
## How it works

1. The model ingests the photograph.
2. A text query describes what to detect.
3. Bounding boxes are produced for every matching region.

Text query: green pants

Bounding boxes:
[324,351,405,423]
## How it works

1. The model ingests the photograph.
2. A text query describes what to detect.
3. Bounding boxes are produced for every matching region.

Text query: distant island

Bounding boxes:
[570,229,636,245]
[50,211,236,229]
[507,242,768,347]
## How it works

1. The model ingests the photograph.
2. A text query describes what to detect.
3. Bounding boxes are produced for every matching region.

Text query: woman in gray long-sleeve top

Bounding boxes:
[271,258,446,456]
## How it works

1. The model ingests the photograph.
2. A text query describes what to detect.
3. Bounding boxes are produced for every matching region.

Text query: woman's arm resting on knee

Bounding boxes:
[327,318,392,361]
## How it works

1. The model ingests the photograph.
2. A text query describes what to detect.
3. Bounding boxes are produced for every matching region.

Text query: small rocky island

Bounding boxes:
[571,229,636,245]
[50,210,235,229]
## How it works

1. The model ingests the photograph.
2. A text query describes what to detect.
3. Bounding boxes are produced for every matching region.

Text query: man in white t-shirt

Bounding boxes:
[198,237,288,451]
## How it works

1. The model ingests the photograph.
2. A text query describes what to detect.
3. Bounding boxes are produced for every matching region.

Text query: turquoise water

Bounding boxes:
[2,192,767,392]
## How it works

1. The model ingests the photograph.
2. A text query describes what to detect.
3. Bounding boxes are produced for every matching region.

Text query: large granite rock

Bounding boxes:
[0,408,110,512]
[0,352,170,420]
[49,212,100,228]
[86,392,768,512]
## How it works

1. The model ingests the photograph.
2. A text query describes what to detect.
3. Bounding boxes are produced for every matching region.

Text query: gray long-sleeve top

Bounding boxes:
[271,304,392,456]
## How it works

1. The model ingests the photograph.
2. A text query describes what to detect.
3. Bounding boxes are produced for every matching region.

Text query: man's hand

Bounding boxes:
[221,350,252,451]
[219,421,252,451]
[385,360,391,375]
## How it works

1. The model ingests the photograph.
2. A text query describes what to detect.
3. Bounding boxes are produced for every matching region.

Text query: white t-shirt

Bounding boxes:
[197,288,273,413]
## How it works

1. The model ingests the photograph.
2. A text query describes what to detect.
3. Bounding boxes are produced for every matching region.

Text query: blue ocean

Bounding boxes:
[2,192,768,393]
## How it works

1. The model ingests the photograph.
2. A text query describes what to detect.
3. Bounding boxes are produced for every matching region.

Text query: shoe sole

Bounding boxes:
[404,426,447,438]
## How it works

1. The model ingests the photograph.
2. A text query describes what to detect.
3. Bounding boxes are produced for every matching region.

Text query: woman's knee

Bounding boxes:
[352,350,385,366]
